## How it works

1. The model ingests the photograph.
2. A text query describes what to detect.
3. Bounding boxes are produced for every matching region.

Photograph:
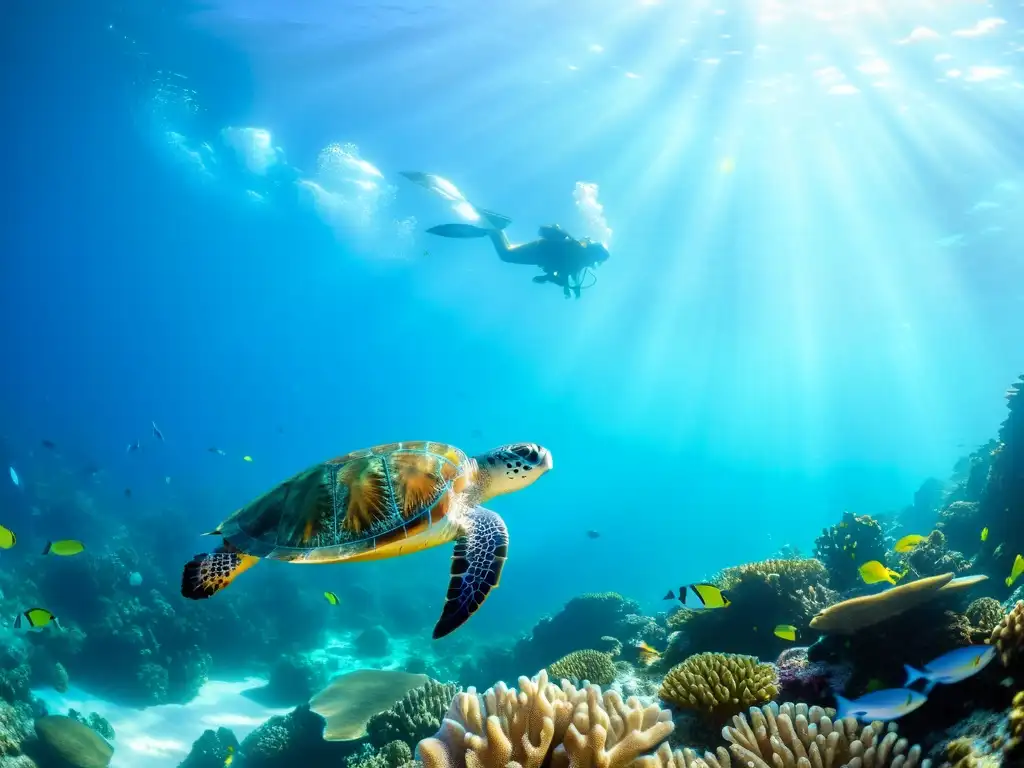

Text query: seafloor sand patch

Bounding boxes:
[33,678,291,768]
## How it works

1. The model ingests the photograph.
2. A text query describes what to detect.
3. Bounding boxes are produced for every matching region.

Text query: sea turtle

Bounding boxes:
[180,440,553,638]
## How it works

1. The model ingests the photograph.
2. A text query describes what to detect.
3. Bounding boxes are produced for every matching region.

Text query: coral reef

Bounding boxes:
[239,704,352,766]
[988,601,1024,669]
[0,701,35,760]
[814,512,887,592]
[965,599,1003,642]
[245,652,333,707]
[310,670,430,742]
[899,531,971,580]
[650,701,928,768]
[346,741,415,768]
[936,502,983,557]
[178,727,239,768]
[773,647,851,705]
[547,650,617,686]
[457,592,661,689]
[664,559,835,662]
[67,710,114,742]
[658,654,778,719]
[367,680,462,750]
[417,669,673,768]
[977,376,1024,576]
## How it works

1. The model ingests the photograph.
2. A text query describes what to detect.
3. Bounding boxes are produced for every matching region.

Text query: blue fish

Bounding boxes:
[904,645,996,693]
[835,689,927,722]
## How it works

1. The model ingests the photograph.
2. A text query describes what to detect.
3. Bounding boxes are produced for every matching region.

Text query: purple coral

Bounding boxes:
[774,647,850,705]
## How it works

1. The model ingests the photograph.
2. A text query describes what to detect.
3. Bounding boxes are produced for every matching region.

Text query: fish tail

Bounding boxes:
[923,679,938,695]
[180,546,259,600]
[833,694,852,720]
[41,542,52,555]
[903,664,927,688]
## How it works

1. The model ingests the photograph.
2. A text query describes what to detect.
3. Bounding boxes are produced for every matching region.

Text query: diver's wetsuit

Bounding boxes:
[486,228,591,299]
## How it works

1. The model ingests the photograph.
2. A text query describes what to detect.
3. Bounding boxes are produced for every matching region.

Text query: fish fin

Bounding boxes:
[833,694,852,720]
[923,680,938,695]
[53,617,63,632]
[13,614,22,630]
[476,207,511,230]
[432,506,508,639]
[180,546,259,600]
[41,542,52,555]
[426,223,491,239]
[201,528,222,537]
[903,664,928,688]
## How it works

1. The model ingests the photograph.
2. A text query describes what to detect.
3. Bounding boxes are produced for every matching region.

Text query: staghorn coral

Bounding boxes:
[987,600,1024,668]
[367,680,463,750]
[658,654,778,719]
[417,669,673,768]
[548,650,617,686]
[639,701,928,768]
[814,512,887,592]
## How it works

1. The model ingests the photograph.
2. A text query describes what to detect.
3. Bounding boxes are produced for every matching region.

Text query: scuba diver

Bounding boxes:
[401,171,611,299]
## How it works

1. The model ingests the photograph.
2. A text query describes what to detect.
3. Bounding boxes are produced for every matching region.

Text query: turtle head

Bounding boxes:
[473,443,553,502]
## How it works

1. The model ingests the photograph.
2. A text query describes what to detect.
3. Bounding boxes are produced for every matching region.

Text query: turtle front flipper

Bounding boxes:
[181,545,259,600]
[432,507,508,639]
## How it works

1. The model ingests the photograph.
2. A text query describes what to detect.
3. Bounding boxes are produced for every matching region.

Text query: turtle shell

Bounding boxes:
[219,441,472,562]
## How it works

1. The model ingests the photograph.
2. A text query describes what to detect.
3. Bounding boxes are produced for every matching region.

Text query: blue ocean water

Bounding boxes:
[1,2,1024,759]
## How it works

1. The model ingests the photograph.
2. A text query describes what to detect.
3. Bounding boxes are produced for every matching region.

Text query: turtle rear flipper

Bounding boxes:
[432,507,508,639]
[181,545,259,600]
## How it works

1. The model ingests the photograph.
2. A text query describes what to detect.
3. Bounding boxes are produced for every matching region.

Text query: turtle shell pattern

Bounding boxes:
[219,441,473,563]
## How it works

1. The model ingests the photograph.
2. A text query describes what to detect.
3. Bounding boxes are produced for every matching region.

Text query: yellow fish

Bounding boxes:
[42,540,85,557]
[15,607,61,631]
[774,624,798,642]
[0,525,16,549]
[636,642,662,667]
[859,560,904,585]
[324,591,340,606]
[981,527,989,542]
[1006,554,1024,587]
[224,745,235,767]
[685,583,731,608]
[243,456,253,462]
[894,534,927,553]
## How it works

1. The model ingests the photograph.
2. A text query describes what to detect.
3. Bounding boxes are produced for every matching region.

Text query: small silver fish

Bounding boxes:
[8,467,19,487]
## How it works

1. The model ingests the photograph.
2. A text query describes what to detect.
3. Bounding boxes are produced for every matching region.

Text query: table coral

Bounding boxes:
[658,654,778,719]
[417,669,673,768]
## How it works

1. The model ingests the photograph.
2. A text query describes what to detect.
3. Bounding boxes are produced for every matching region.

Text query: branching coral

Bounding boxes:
[417,669,673,768]
[988,601,1024,668]
[814,512,887,592]
[658,654,778,719]
[367,680,463,749]
[636,702,928,768]
[548,651,617,686]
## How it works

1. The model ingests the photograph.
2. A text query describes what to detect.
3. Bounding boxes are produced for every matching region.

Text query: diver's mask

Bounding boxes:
[581,238,611,264]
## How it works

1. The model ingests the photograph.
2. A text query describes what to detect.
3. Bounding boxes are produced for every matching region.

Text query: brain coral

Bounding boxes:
[659,653,778,718]
[547,650,617,686]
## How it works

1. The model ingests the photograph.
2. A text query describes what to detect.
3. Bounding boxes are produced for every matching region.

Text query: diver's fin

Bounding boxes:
[426,224,491,239]
[476,208,511,230]
[432,506,508,639]
[181,545,259,600]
